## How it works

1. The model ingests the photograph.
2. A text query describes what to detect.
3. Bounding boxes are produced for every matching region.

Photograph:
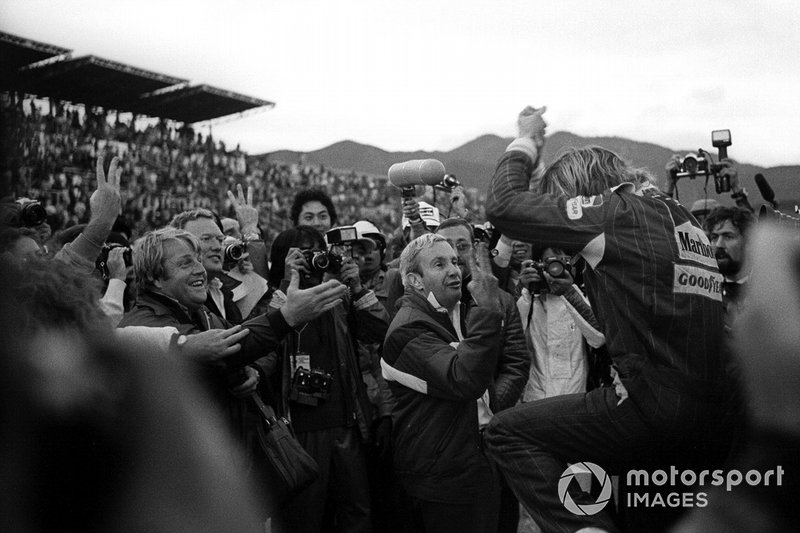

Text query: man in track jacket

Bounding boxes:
[381,234,504,533]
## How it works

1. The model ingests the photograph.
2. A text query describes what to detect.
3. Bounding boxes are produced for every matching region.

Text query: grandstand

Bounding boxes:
[0,31,274,122]
[0,32,405,241]
[1,31,480,245]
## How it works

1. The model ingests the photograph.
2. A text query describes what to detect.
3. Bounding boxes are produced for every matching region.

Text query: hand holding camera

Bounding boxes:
[96,243,132,280]
[106,245,132,280]
[717,158,740,192]
[338,257,363,294]
[542,268,574,296]
[525,257,572,294]
[519,260,542,288]
[285,247,310,279]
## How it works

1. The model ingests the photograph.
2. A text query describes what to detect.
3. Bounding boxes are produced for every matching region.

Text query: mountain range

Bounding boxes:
[256,132,798,212]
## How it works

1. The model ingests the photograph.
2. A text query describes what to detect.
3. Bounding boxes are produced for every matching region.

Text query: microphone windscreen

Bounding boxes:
[754,173,775,203]
[388,159,446,188]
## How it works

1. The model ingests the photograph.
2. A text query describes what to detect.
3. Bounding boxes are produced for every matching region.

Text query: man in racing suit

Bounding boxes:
[482,106,736,533]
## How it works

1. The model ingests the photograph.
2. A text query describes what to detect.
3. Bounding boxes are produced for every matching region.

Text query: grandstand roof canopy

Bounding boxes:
[130,84,274,124]
[0,31,70,88]
[1,31,274,123]
[17,55,188,111]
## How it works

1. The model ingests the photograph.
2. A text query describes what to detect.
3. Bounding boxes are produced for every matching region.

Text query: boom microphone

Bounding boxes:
[388,159,446,188]
[754,173,778,209]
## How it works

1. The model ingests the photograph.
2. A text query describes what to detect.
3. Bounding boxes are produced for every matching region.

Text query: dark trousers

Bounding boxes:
[408,495,493,533]
[483,382,734,533]
[279,426,371,533]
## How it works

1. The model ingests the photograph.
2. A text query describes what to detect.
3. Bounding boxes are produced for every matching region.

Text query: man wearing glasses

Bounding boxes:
[170,208,243,323]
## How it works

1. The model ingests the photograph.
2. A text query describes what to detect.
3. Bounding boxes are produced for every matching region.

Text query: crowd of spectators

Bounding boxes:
[1,92,482,248]
[3,92,796,533]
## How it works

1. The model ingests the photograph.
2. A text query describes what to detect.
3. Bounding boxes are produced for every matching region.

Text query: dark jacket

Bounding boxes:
[382,290,503,503]
[266,284,390,442]
[461,287,530,412]
[205,272,244,324]
[118,290,294,434]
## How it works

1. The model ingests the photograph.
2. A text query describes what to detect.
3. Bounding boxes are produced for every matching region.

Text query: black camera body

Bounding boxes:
[19,200,47,227]
[305,225,360,274]
[529,256,571,294]
[95,243,133,280]
[434,173,461,191]
[289,365,333,406]
[302,249,344,274]
[224,239,247,263]
[6,199,47,228]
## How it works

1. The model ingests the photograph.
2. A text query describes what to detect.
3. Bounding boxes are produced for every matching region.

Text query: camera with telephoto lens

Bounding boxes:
[95,243,133,280]
[528,256,571,294]
[672,130,732,194]
[289,361,333,406]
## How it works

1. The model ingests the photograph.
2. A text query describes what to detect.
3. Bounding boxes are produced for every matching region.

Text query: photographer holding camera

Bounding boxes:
[516,246,606,402]
[664,150,754,219]
[266,225,390,533]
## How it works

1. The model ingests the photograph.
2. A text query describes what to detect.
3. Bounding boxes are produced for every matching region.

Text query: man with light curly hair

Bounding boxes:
[483,106,737,532]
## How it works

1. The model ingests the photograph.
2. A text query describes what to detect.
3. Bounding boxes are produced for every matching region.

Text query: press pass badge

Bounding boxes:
[292,353,311,373]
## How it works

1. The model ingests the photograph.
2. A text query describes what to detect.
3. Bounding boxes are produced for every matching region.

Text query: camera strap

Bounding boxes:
[291,328,311,374]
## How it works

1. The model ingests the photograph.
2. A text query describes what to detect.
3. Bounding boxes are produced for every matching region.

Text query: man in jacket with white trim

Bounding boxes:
[381,234,503,533]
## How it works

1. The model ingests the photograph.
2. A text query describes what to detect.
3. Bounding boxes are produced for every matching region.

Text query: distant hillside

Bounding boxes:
[254,133,799,212]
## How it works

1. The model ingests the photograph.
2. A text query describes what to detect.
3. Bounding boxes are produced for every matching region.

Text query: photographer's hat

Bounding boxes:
[690,198,721,217]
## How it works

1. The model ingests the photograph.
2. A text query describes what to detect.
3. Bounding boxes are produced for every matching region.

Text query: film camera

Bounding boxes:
[672,130,733,194]
[289,359,333,406]
[95,243,133,280]
[302,249,343,274]
[4,199,47,228]
[527,256,572,294]
[302,225,362,274]
[223,238,247,263]
[18,199,47,227]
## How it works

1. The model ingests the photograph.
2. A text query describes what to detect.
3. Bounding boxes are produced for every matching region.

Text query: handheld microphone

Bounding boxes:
[754,173,778,209]
[388,159,446,188]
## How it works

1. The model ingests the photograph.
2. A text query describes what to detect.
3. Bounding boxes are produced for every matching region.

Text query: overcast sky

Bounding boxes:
[2,0,799,167]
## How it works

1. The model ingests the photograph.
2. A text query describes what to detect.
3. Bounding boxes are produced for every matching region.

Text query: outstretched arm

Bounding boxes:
[56,156,121,273]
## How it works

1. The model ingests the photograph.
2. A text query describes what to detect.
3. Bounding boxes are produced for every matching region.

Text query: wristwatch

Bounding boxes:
[242,231,260,242]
